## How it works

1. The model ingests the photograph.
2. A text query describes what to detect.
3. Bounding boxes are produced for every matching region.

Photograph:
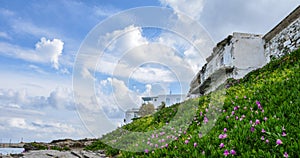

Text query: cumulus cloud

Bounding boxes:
[35,37,64,69]
[160,0,205,19]
[0,116,84,142]
[0,37,64,69]
[0,87,75,110]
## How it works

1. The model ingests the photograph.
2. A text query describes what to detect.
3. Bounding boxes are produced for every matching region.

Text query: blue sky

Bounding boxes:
[0,0,299,142]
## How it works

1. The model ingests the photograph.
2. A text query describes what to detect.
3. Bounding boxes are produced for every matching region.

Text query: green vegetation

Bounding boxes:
[86,49,300,157]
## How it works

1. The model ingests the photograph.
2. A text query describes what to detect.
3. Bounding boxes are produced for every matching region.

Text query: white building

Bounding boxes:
[188,32,267,96]
[124,108,140,124]
[142,94,186,107]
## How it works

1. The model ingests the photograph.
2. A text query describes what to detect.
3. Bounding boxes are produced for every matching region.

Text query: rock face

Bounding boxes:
[1,150,107,158]
[264,5,300,61]
[8,138,107,158]
[23,138,97,152]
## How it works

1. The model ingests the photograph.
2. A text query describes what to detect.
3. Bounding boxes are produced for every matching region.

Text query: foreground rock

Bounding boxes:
[1,149,107,158]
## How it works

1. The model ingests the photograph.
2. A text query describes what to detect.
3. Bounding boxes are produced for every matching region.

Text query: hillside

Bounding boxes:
[86,48,300,157]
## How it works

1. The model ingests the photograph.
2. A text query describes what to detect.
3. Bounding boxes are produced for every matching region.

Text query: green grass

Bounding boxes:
[86,48,300,157]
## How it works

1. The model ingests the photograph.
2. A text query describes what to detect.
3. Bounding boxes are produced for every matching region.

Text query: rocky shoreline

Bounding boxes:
[0,138,109,158]
[1,149,107,158]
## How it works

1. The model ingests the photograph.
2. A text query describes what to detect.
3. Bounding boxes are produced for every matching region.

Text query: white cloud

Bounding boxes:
[0,37,64,69]
[93,5,120,17]
[47,87,75,110]
[0,32,11,40]
[0,87,75,110]
[131,66,176,83]
[0,8,15,17]
[8,118,36,130]
[160,0,205,19]
[199,0,300,42]
[35,37,64,69]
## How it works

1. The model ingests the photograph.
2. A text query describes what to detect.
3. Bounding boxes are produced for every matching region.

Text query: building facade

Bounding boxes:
[188,32,267,96]
[188,5,300,97]
[124,108,140,124]
[142,94,186,108]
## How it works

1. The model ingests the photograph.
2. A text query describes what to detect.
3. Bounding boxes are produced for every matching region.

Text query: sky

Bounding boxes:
[0,0,299,143]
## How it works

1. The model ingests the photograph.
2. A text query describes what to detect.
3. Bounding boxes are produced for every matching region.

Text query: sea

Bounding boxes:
[0,148,24,155]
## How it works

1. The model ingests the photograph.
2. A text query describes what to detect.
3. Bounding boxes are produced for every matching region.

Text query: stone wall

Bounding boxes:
[264,6,300,61]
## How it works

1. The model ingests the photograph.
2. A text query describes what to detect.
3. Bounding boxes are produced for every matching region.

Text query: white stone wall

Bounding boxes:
[232,33,266,79]
[265,18,300,61]
[188,33,267,96]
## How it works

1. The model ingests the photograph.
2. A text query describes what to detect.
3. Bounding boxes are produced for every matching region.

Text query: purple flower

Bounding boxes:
[194,143,197,147]
[264,117,268,121]
[276,139,283,145]
[262,128,266,133]
[155,144,158,148]
[282,132,287,136]
[256,101,262,109]
[231,111,235,115]
[241,115,246,118]
[205,108,209,112]
[224,128,227,133]
[220,143,224,148]
[266,139,269,143]
[235,116,239,120]
[255,119,260,125]
[202,151,205,155]
[219,134,227,139]
[224,150,229,156]
[165,144,168,148]
[185,140,189,144]
[230,149,236,155]
[261,109,264,113]
[145,149,149,153]
[219,134,223,139]
[200,111,203,116]
[204,117,208,124]
[261,136,265,140]
[234,106,238,111]
[251,127,255,132]
[223,110,226,113]
[284,152,288,158]
[244,96,247,99]
[226,116,229,119]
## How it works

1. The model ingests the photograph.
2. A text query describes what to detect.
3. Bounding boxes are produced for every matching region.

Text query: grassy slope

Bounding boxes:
[86,49,300,157]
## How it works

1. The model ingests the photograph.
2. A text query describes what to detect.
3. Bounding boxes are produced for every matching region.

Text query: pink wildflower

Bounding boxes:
[276,139,283,145]
[220,143,224,148]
